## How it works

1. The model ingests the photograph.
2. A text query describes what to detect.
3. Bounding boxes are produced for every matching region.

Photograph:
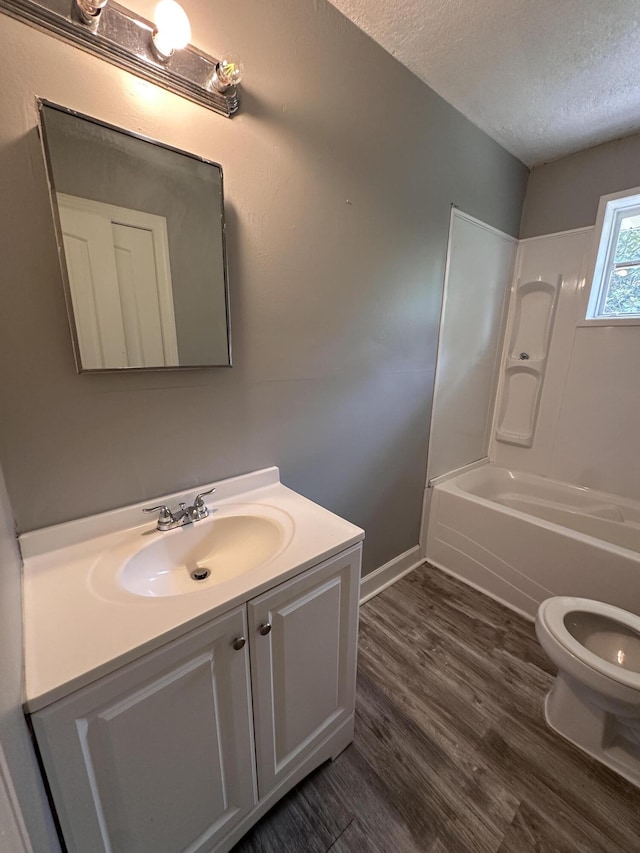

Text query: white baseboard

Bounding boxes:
[360,546,424,604]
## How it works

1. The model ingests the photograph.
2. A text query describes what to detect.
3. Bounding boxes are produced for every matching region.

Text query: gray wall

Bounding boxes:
[0,0,527,576]
[0,465,60,852]
[521,131,640,237]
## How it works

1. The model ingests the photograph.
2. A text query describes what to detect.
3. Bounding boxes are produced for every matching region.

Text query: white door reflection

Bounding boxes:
[57,193,179,369]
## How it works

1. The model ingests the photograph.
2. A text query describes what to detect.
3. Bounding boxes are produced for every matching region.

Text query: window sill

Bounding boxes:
[578,317,640,328]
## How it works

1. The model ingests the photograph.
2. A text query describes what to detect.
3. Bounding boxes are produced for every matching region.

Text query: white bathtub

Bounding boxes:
[426,464,640,619]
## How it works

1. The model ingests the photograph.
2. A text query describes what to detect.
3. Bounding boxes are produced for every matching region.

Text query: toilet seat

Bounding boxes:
[539,597,640,692]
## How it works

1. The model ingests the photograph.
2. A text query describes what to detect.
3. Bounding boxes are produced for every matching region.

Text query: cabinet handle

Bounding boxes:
[258,622,272,636]
[232,637,246,651]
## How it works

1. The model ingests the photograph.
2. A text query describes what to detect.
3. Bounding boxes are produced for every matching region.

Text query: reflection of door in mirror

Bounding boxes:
[57,194,179,369]
[39,101,232,371]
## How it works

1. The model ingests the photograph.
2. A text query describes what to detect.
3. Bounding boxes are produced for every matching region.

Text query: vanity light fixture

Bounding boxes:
[0,0,243,117]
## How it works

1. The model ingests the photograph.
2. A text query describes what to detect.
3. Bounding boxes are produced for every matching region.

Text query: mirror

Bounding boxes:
[39,101,231,371]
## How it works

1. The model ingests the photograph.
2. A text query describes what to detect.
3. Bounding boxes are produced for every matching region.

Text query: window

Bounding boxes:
[586,188,640,322]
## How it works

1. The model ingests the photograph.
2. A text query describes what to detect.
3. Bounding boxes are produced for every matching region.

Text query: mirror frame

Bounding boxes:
[38,99,232,372]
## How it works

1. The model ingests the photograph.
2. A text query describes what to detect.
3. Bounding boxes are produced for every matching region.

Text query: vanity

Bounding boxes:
[22,467,364,852]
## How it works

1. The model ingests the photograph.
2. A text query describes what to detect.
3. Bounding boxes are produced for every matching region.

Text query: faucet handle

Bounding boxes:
[193,488,215,519]
[143,504,175,524]
[194,488,215,508]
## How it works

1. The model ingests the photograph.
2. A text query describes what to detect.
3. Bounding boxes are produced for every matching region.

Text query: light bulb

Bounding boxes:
[152,0,191,60]
[210,55,244,92]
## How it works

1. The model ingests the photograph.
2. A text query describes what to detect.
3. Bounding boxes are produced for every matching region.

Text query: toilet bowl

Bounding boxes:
[536,597,640,787]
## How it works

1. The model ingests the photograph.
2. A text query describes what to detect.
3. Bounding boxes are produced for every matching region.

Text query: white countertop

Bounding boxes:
[22,467,364,713]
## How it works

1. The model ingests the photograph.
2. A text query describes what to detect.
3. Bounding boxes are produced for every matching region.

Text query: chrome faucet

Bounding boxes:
[143,488,215,531]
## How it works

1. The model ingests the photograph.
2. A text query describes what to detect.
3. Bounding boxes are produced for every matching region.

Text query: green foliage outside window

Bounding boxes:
[604,226,640,315]
[603,268,640,314]
[614,226,640,264]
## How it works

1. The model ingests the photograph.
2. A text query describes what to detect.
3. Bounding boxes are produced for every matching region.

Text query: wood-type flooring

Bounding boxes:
[233,565,640,852]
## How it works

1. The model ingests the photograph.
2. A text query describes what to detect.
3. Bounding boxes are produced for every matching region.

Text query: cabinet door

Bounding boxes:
[248,545,361,798]
[32,607,257,853]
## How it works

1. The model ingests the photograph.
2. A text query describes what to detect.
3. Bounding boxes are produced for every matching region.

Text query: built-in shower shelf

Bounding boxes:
[504,356,544,369]
[497,432,532,442]
[495,277,560,448]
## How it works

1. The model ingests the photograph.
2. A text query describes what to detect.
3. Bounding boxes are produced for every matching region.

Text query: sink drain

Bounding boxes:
[191,567,211,582]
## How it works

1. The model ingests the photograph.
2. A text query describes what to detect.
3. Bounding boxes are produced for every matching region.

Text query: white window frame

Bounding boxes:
[582,185,640,326]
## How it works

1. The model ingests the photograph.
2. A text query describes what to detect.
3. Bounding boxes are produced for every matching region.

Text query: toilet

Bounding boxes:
[535,596,640,787]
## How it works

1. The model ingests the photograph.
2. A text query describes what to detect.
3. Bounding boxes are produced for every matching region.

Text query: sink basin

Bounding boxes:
[117,510,292,597]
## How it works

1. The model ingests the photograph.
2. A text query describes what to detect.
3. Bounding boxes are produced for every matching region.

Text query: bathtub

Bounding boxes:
[426,464,640,620]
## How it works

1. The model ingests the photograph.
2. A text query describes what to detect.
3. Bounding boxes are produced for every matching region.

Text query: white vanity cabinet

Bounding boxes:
[249,547,359,798]
[30,544,361,853]
[31,606,257,853]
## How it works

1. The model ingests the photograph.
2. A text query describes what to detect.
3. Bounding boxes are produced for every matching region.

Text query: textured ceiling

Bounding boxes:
[327,0,640,166]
